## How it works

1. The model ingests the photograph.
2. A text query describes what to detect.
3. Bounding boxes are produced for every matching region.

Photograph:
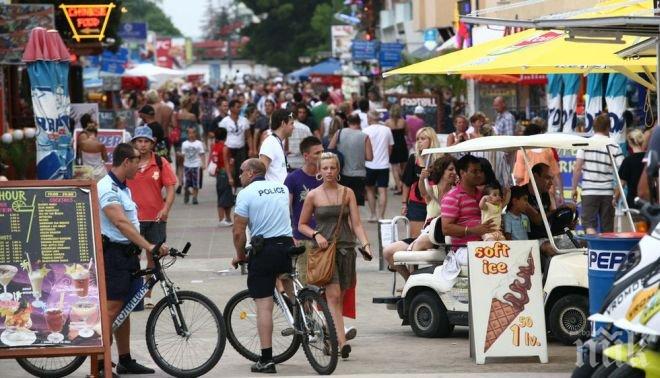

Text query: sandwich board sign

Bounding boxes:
[0,180,112,376]
[467,240,548,364]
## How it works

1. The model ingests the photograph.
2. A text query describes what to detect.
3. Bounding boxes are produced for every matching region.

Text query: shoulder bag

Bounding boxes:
[307,188,349,286]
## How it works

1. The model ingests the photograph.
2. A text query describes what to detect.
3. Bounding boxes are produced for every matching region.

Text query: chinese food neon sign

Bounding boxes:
[60,3,116,42]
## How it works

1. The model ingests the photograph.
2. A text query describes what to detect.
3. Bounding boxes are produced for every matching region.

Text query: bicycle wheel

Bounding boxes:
[224,289,301,363]
[146,290,225,377]
[16,356,87,378]
[298,290,338,375]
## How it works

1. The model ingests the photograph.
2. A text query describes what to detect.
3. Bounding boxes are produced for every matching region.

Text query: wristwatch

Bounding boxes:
[312,231,320,239]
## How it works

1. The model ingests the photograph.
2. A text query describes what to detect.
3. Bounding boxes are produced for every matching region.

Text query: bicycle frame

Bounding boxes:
[272,258,317,336]
[111,253,190,338]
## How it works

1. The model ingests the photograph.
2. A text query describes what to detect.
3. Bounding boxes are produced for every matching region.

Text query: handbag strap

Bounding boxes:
[331,187,349,240]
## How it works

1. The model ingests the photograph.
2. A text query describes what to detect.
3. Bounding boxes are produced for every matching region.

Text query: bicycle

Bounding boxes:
[224,245,339,375]
[16,242,226,378]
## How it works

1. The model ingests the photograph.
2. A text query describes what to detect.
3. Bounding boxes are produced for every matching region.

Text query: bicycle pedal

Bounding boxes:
[281,327,295,337]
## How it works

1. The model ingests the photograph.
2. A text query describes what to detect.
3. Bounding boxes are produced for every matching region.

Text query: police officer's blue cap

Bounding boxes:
[132,126,156,142]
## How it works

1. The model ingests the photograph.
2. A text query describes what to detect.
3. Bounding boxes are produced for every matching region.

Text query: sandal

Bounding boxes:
[387,265,397,273]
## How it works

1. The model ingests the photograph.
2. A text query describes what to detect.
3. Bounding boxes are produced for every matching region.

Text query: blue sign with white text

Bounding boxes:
[379,42,404,70]
[352,40,378,61]
[118,22,147,41]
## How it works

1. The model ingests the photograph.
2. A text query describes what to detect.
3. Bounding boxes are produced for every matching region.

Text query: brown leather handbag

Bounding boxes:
[307,188,348,286]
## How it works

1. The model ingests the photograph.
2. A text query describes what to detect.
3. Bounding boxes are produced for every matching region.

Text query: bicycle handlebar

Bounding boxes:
[150,242,191,259]
[634,197,660,230]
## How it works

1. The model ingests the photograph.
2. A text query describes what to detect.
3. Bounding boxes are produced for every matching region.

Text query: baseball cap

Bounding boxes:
[138,104,156,116]
[132,126,156,142]
[414,105,425,115]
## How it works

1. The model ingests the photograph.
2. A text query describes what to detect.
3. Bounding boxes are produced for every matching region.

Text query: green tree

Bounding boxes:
[240,0,346,72]
[384,51,467,98]
[121,0,182,37]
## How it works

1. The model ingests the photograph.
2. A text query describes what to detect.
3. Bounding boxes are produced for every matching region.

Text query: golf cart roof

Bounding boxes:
[421,134,617,156]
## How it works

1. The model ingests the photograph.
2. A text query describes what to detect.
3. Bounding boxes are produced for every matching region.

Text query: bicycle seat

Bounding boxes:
[288,245,306,256]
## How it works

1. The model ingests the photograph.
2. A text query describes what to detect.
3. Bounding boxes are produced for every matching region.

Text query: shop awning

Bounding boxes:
[382,0,657,90]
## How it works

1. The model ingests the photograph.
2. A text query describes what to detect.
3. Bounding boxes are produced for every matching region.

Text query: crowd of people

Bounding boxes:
[70,77,660,375]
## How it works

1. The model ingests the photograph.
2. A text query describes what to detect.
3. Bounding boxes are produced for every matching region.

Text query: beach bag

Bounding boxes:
[307,188,348,286]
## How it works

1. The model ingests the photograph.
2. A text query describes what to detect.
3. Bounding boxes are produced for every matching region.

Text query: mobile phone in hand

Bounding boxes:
[358,247,372,261]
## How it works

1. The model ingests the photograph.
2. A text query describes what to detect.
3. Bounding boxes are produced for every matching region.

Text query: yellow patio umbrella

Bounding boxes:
[383,0,656,89]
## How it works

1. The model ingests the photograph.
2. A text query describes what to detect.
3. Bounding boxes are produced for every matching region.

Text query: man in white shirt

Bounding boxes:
[364,110,394,221]
[259,109,294,183]
[288,104,313,170]
[220,99,253,187]
[352,98,370,130]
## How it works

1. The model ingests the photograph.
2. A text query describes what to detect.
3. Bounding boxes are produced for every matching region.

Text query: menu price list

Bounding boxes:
[0,188,94,265]
[0,187,102,348]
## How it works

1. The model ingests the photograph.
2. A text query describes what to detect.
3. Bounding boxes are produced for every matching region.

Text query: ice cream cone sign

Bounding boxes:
[467,241,548,364]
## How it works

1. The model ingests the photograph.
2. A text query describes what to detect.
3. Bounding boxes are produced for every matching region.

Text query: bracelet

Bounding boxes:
[401,202,407,205]
[464,226,468,236]
[361,242,371,249]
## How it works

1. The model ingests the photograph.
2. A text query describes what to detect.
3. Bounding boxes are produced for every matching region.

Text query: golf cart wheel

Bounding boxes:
[549,294,589,345]
[408,292,453,338]
[592,363,619,378]
[609,363,645,378]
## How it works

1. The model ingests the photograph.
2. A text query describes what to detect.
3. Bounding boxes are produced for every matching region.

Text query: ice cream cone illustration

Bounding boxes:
[484,251,535,352]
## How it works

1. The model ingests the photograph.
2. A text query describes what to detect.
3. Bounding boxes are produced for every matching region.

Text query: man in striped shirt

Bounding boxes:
[571,114,624,234]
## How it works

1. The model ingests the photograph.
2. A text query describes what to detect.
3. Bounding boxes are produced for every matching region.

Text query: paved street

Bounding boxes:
[0,173,577,377]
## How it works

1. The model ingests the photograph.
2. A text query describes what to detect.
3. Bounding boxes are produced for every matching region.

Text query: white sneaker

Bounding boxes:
[218,220,233,227]
[345,326,357,341]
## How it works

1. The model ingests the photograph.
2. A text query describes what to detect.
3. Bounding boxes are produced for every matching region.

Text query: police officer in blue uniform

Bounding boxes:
[98,143,168,376]
[231,158,294,374]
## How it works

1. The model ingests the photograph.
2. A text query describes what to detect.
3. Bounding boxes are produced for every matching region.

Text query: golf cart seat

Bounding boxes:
[393,249,446,266]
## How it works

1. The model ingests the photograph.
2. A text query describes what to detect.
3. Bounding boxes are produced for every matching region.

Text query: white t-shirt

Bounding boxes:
[219,115,250,148]
[352,110,369,130]
[259,134,288,183]
[364,123,394,170]
[182,139,205,168]
[288,122,313,169]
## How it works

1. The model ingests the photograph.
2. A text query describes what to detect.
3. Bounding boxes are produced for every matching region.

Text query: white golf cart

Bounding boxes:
[373,134,634,345]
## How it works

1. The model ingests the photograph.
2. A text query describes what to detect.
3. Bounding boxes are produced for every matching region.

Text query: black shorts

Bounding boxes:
[339,175,365,206]
[247,237,293,299]
[103,242,140,301]
[229,147,247,187]
[366,168,389,188]
[216,169,235,208]
[406,201,427,222]
[140,221,167,244]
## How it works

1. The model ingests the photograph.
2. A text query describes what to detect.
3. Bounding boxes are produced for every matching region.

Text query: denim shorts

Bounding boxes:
[406,201,427,222]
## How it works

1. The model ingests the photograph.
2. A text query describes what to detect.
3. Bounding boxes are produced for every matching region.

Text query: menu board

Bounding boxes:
[468,240,548,364]
[0,184,104,349]
[387,94,443,133]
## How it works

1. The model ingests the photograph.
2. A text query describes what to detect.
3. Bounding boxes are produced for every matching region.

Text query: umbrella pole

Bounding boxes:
[656,34,660,124]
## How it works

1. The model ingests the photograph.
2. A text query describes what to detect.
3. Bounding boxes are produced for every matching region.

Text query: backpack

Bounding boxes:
[329,129,345,170]
[168,126,181,145]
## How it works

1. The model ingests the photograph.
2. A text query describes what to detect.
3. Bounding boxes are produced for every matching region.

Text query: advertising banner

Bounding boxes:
[0,4,54,64]
[118,22,147,42]
[0,185,104,348]
[156,37,173,68]
[23,28,74,180]
[561,74,580,134]
[605,73,629,145]
[73,129,126,172]
[585,73,604,136]
[546,74,562,133]
[468,240,548,364]
[392,95,442,133]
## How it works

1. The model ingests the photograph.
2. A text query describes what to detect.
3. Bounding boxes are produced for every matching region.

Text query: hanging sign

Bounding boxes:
[59,3,116,42]
[468,240,548,364]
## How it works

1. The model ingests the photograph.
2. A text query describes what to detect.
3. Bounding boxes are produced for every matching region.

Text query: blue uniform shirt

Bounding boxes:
[235,177,293,238]
[98,171,140,244]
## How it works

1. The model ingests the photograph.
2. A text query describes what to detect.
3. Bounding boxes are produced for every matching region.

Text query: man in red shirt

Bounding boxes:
[127,126,177,308]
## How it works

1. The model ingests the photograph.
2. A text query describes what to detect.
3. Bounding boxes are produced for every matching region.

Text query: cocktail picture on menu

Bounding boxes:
[468,241,548,364]
[0,187,102,348]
